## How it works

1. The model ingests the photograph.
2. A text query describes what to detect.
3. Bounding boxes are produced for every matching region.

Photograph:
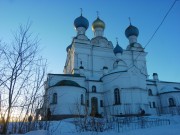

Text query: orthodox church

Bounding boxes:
[42,13,180,119]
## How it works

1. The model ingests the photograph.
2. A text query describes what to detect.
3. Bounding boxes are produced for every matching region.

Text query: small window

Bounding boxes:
[100,100,103,107]
[81,94,84,105]
[92,86,96,93]
[52,93,57,104]
[114,88,120,105]
[169,98,176,107]
[86,100,89,107]
[149,102,152,108]
[152,102,156,108]
[148,89,153,96]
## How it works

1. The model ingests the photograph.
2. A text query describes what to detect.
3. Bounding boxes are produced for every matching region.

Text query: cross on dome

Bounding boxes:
[80,8,83,16]
[129,17,132,25]
[116,37,119,44]
[96,11,99,18]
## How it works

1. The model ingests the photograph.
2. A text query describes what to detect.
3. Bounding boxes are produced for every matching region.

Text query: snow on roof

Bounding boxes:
[159,85,180,94]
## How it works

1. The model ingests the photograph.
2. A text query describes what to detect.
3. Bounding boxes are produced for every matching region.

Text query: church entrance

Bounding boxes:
[91,97,98,116]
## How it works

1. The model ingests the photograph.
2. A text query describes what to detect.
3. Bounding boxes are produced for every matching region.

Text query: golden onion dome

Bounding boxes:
[92,17,105,31]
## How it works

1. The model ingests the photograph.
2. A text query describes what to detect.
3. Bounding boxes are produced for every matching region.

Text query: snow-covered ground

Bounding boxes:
[13,115,180,135]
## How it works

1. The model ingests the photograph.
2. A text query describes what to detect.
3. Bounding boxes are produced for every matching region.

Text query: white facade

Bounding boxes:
[43,14,180,119]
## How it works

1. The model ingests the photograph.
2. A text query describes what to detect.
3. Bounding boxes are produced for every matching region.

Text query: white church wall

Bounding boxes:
[102,72,130,90]
[160,93,180,107]
[48,86,86,115]
[103,90,116,114]
[147,96,160,115]
[157,82,180,94]
[87,81,103,93]
[73,43,116,78]
[102,70,146,90]
[103,77,148,115]
[129,74,147,89]
[122,50,148,77]
[147,84,158,96]
[159,92,180,114]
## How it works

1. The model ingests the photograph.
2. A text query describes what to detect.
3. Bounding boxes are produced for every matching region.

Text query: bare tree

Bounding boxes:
[0,22,46,134]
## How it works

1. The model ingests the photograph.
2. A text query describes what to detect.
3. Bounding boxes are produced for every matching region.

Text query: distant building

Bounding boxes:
[42,13,180,119]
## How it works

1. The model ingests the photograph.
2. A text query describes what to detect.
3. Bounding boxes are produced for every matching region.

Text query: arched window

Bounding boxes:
[148,89,153,96]
[100,100,103,107]
[152,102,156,108]
[52,93,57,104]
[81,94,84,105]
[169,98,176,107]
[86,100,89,107]
[114,88,120,105]
[149,102,152,108]
[92,86,96,93]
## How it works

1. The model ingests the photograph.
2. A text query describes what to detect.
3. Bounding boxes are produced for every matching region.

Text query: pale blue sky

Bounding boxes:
[0,0,180,82]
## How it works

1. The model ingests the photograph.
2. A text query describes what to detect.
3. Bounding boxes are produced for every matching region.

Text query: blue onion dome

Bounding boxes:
[125,24,139,38]
[92,17,105,31]
[113,43,123,54]
[66,44,72,52]
[74,15,89,30]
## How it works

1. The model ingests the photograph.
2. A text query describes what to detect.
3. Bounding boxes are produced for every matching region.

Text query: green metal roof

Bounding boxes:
[55,80,80,87]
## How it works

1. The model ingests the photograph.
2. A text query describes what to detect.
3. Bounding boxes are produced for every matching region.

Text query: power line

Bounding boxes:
[128,0,178,71]
[144,0,178,49]
[103,0,178,84]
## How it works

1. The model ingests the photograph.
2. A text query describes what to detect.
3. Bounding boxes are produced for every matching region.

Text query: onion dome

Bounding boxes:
[74,15,89,30]
[125,24,139,38]
[113,43,123,54]
[92,17,105,31]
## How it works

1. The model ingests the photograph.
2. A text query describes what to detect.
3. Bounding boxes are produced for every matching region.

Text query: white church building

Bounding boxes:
[42,13,180,119]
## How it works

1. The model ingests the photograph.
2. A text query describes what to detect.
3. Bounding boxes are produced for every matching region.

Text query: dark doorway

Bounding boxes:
[91,97,98,116]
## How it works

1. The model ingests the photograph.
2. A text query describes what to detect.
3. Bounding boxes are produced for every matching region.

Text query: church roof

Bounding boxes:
[55,80,80,87]
[159,86,180,94]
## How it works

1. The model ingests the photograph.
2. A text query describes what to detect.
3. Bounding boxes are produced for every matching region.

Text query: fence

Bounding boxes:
[74,116,170,133]
[157,106,180,115]
[104,116,170,133]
